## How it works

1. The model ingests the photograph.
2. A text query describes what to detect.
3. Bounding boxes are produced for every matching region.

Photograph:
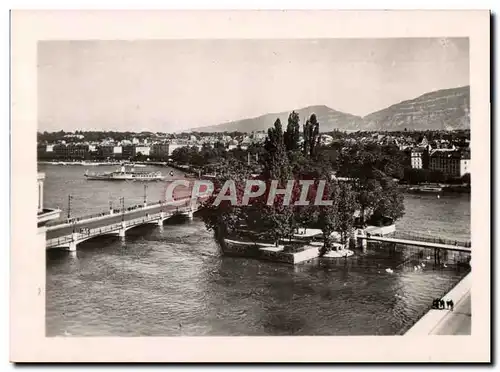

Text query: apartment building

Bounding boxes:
[429,149,470,177]
[150,143,169,161]
[52,144,90,160]
[410,147,429,169]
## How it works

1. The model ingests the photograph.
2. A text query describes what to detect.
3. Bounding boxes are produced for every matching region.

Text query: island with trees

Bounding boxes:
[196,112,406,264]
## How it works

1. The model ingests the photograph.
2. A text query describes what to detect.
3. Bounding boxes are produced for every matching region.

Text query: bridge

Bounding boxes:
[358,235,471,253]
[354,228,471,267]
[45,199,200,251]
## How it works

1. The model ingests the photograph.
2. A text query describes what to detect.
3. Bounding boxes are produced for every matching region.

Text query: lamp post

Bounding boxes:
[143,184,148,206]
[120,197,125,222]
[67,195,72,219]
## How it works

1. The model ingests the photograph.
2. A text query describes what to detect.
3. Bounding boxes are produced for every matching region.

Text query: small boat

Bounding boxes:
[125,163,146,168]
[84,165,165,181]
[408,186,443,193]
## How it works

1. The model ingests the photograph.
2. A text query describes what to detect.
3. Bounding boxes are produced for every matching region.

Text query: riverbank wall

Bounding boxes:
[221,238,320,264]
[405,272,471,335]
[220,223,396,265]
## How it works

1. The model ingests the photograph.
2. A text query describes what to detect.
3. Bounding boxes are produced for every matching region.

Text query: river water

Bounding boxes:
[41,164,471,336]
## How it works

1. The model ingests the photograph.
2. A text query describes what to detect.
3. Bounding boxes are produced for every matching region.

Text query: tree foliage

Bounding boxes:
[336,182,358,244]
[303,114,320,157]
[284,111,301,152]
[198,110,406,253]
[317,181,339,249]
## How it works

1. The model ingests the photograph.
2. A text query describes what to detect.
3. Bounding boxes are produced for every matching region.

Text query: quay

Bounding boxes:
[405,272,471,335]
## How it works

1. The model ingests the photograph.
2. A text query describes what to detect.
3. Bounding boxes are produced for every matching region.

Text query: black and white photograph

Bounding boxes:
[11,10,490,363]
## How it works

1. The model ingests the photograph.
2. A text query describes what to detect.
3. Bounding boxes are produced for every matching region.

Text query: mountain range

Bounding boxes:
[190,86,470,133]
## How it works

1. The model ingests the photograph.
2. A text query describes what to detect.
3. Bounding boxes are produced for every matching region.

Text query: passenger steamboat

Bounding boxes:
[84,165,165,181]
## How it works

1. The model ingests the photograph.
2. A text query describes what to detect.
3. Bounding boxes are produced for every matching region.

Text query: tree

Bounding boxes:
[357,178,383,225]
[284,111,301,152]
[199,158,251,248]
[170,146,191,164]
[316,144,340,172]
[260,119,294,245]
[335,182,358,245]
[260,202,294,247]
[337,142,406,226]
[317,182,339,253]
[303,114,320,157]
[264,118,292,183]
[293,204,318,234]
[370,177,405,225]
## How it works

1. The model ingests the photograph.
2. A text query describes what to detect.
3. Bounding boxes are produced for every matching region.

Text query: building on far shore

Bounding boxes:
[150,142,169,161]
[410,147,429,169]
[429,149,470,177]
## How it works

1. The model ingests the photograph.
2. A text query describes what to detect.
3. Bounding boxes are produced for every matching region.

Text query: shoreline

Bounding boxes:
[405,272,471,335]
[219,227,367,265]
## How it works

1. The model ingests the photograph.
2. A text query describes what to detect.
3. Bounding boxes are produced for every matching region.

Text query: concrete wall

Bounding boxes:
[405,273,471,335]
[223,239,320,265]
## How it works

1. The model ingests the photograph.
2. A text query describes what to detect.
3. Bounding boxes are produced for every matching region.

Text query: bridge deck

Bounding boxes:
[46,199,195,240]
[361,235,471,252]
[46,206,195,249]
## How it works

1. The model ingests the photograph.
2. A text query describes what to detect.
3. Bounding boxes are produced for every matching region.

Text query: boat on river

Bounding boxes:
[124,163,146,168]
[84,165,165,181]
[408,185,443,193]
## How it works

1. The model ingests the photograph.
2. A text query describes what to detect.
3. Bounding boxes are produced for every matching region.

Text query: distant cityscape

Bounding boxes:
[38,128,470,181]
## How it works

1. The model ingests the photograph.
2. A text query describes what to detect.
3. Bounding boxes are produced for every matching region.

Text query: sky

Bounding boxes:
[38,38,469,133]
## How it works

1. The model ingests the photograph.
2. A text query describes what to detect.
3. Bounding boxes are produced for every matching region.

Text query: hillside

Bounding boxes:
[363,86,470,131]
[189,86,470,133]
[190,105,365,133]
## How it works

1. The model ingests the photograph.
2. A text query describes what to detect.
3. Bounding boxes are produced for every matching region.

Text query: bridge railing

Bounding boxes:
[47,223,125,247]
[75,223,123,238]
[47,197,195,228]
[123,206,193,227]
[47,206,196,247]
[390,231,471,248]
[46,235,74,248]
[125,214,160,227]
[46,210,116,227]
